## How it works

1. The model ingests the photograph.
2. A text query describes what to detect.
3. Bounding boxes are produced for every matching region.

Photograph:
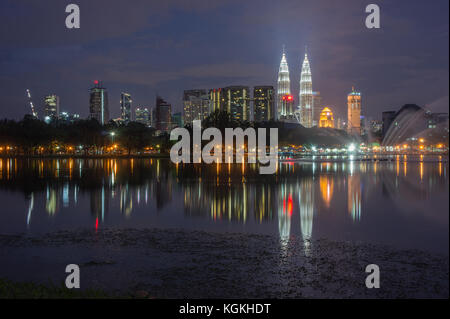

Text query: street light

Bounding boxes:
[110,132,115,144]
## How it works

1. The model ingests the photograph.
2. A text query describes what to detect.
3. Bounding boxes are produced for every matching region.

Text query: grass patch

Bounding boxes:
[0,278,112,299]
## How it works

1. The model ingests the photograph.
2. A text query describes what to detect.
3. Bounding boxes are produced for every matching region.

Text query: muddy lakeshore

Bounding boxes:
[0,228,448,298]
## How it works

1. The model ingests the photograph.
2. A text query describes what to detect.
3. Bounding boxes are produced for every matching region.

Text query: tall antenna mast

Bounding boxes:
[26,89,38,118]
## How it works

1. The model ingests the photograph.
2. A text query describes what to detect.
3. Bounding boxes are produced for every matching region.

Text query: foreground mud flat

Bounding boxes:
[0,228,448,298]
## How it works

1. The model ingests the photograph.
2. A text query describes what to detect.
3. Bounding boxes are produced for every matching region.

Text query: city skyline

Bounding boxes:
[0,0,448,122]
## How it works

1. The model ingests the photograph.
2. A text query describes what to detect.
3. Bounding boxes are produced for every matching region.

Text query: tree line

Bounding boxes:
[0,115,169,156]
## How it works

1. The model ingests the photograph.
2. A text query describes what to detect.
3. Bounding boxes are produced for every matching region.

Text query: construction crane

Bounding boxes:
[26,89,38,118]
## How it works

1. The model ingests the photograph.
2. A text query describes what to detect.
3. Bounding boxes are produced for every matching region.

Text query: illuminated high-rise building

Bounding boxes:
[89,81,109,125]
[135,107,150,126]
[209,88,223,112]
[254,86,275,122]
[276,46,292,120]
[155,96,171,132]
[44,94,60,120]
[172,112,183,128]
[296,51,313,128]
[120,92,132,123]
[312,91,322,127]
[347,87,362,135]
[319,107,335,128]
[223,86,250,121]
[183,89,211,125]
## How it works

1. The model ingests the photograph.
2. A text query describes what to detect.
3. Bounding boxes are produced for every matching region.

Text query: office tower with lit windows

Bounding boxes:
[277,47,292,120]
[44,94,60,120]
[319,107,335,128]
[279,94,295,122]
[135,107,150,126]
[335,117,345,130]
[183,89,211,125]
[209,88,223,113]
[89,81,109,125]
[222,86,250,121]
[59,111,80,124]
[155,96,172,132]
[120,92,132,123]
[254,86,275,122]
[312,91,322,127]
[347,87,362,135]
[296,51,313,128]
[172,112,183,128]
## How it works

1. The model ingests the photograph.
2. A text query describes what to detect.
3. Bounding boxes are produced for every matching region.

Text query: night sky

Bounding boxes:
[0,0,448,121]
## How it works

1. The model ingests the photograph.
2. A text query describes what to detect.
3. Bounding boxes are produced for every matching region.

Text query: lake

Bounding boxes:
[0,156,448,254]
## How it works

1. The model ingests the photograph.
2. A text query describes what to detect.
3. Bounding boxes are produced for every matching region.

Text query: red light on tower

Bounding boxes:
[94,80,99,85]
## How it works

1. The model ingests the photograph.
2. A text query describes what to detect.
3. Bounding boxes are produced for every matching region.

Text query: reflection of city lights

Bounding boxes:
[420,162,424,181]
[320,176,334,207]
[287,194,293,216]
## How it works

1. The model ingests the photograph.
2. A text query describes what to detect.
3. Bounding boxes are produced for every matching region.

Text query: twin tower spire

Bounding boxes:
[276,46,313,127]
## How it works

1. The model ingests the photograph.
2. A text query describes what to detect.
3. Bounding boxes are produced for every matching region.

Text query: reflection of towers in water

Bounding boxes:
[347,172,362,221]
[278,184,293,241]
[90,184,109,221]
[27,193,34,228]
[319,175,334,208]
[299,178,314,254]
[45,185,59,215]
[120,184,133,217]
[155,179,172,210]
[254,184,277,222]
[183,183,250,222]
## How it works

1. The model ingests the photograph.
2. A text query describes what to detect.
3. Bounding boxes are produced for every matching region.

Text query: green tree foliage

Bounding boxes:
[0,116,160,155]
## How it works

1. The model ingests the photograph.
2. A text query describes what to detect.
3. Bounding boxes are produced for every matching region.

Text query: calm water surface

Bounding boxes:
[0,156,448,254]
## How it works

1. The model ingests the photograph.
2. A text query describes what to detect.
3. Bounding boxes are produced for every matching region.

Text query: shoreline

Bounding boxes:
[0,228,448,298]
[0,153,448,161]
[0,154,170,159]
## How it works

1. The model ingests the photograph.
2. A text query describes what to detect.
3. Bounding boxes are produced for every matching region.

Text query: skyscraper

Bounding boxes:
[183,89,211,125]
[296,51,313,128]
[312,91,322,127]
[209,88,223,113]
[135,107,150,126]
[223,86,250,121]
[44,94,60,120]
[120,92,132,123]
[347,87,362,135]
[277,47,292,120]
[172,112,183,128]
[279,94,295,123]
[155,96,171,132]
[254,86,275,122]
[89,81,109,125]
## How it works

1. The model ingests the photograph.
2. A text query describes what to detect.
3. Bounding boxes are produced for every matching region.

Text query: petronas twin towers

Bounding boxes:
[276,46,314,127]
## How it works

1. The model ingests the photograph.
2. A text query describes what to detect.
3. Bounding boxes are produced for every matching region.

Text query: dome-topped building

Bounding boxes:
[319,107,335,128]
